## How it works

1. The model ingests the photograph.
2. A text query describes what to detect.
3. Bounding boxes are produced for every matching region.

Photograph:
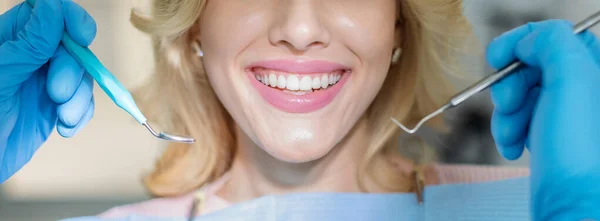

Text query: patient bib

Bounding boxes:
[62,177,530,221]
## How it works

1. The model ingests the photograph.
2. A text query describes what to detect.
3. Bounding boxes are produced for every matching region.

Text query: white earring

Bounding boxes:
[392,48,402,64]
[193,41,204,57]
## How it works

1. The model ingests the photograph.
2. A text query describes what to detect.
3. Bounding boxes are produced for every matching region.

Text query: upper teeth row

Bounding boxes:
[256,73,342,91]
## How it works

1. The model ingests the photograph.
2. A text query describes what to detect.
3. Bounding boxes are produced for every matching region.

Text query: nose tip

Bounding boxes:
[269,3,331,52]
[280,23,328,51]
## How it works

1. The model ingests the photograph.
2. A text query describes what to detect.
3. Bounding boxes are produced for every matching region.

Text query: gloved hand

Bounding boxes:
[487,20,600,220]
[0,0,96,183]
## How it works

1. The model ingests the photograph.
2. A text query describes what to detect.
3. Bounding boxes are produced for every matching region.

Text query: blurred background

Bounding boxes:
[1,0,599,220]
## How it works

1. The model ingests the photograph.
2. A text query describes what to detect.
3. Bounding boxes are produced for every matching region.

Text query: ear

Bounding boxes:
[189,17,202,40]
[391,20,403,64]
[394,0,404,49]
[187,20,203,57]
[394,19,403,50]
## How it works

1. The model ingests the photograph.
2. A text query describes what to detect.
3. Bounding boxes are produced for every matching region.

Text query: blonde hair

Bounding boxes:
[131,0,476,197]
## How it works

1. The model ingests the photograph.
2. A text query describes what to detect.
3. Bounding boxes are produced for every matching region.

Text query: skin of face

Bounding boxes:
[198,0,397,163]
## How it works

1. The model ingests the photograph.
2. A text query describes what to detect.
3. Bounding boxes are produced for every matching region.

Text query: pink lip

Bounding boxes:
[246,59,351,113]
[247,59,350,73]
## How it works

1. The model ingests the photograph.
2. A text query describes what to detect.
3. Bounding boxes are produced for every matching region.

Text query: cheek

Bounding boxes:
[198,2,270,129]
[334,1,397,58]
[199,2,267,63]
[332,4,396,97]
[341,30,395,117]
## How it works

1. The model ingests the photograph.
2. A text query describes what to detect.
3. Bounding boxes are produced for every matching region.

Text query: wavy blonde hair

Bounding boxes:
[131,0,475,197]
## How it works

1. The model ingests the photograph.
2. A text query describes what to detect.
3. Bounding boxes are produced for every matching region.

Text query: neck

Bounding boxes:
[220,118,374,203]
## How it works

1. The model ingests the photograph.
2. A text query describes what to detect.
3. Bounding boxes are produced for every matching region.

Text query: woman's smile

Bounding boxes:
[246,59,351,113]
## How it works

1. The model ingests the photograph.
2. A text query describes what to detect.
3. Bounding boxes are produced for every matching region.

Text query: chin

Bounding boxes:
[256,127,340,163]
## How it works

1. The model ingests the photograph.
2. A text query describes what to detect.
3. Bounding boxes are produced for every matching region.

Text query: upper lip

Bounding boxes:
[246,59,351,74]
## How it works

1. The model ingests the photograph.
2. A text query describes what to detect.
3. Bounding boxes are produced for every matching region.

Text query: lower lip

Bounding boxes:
[248,72,350,113]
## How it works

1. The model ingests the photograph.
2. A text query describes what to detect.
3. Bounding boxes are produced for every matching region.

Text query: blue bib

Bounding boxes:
[62,177,530,221]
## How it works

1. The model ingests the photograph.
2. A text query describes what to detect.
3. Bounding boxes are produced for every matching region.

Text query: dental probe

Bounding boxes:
[392,10,600,134]
[25,0,195,144]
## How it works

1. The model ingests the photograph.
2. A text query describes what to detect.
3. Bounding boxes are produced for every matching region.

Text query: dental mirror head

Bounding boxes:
[143,122,196,144]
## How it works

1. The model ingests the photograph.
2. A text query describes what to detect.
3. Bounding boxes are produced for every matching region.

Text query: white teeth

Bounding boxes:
[277,75,286,89]
[286,75,300,90]
[255,71,344,91]
[321,75,329,89]
[312,77,321,89]
[269,74,277,87]
[299,76,313,91]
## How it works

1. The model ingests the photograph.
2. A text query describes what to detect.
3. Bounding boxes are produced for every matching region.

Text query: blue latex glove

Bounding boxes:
[0,0,96,183]
[487,20,600,220]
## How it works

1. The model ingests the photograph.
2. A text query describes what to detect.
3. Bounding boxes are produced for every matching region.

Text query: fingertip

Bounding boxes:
[47,47,85,103]
[57,97,94,137]
[57,122,75,138]
[486,23,534,70]
[490,86,539,160]
[496,142,525,161]
[62,0,97,46]
[490,110,515,146]
[57,75,93,127]
[486,38,514,70]
[492,105,528,161]
[491,106,529,148]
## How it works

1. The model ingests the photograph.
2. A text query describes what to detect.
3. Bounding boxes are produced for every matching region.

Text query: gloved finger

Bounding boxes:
[495,136,526,161]
[46,0,95,104]
[57,97,94,138]
[579,30,600,66]
[47,46,85,104]
[491,86,540,160]
[515,21,600,84]
[62,0,97,46]
[486,20,562,70]
[0,3,31,43]
[57,74,93,127]
[490,67,541,114]
[0,0,63,75]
